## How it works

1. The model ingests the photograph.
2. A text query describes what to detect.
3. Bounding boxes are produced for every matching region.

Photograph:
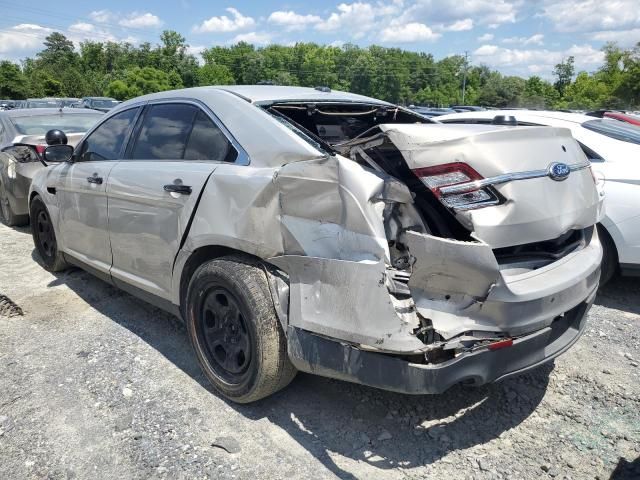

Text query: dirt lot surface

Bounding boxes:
[1,221,639,480]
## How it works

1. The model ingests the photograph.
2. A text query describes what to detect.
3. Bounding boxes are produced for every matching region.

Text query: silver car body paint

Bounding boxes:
[30,86,603,361]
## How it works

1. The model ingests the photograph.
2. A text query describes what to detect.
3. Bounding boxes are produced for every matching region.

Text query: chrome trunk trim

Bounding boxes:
[439,161,591,195]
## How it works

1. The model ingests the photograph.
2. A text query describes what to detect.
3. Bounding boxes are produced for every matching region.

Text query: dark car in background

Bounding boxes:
[0,108,103,225]
[25,98,60,109]
[80,97,121,112]
[0,100,16,110]
[408,106,457,118]
[58,98,80,108]
[450,105,487,112]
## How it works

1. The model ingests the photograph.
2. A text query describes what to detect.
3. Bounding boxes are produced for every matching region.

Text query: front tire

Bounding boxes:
[185,256,296,403]
[30,195,68,272]
[0,183,28,227]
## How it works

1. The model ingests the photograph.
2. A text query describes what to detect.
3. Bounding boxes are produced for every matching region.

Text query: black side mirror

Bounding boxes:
[43,144,74,164]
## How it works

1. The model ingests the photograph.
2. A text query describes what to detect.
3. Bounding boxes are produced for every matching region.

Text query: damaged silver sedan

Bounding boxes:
[29,86,604,402]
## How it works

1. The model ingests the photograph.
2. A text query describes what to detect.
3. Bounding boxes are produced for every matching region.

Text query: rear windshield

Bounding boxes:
[10,113,103,135]
[582,119,640,145]
[90,99,119,109]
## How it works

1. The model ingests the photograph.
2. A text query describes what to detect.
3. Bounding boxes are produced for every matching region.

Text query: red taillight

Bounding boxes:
[487,338,513,351]
[413,162,500,210]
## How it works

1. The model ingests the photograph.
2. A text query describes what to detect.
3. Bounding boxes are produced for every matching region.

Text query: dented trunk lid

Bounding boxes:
[378,123,602,248]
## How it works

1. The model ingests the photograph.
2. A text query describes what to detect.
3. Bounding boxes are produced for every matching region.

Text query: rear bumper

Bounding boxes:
[287,287,595,395]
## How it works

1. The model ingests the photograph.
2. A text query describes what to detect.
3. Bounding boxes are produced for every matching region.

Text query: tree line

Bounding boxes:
[0,30,638,110]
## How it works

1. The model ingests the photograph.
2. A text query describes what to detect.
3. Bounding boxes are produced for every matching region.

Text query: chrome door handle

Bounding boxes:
[163,184,192,195]
[87,176,103,185]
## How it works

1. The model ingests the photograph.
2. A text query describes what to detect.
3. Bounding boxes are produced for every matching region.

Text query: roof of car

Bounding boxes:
[2,108,104,117]
[114,86,335,168]
[437,109,595,125]
[127,85,392,106]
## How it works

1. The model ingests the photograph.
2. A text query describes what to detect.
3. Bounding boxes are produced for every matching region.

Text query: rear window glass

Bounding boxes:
[184,111,235,162]
[582,119,640,145]
[10,113,103,135]
[131,104,198,160]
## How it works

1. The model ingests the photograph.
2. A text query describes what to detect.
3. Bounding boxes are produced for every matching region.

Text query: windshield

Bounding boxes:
[582,119,640,145]
[10,113,103,135]
[90,99,119,109]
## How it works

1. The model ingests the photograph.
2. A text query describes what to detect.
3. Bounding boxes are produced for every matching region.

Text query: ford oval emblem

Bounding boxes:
[548,162,571,181]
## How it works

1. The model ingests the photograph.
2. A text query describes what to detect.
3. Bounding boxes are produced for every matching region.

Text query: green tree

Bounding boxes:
[4,30,639,109]
[106,67,181,100]
[198,63,235,85]
[520,76,559,108]
[0,61,28,99]
[553,56,575,96]
[563,72,611,109]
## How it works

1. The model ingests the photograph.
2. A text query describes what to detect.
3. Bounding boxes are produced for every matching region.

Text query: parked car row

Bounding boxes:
[0,85,605,404]
[408,105,488,118]
[0,97,121,112]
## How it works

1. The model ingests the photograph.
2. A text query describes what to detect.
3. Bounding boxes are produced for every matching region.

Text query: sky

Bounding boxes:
[1,0,639,78]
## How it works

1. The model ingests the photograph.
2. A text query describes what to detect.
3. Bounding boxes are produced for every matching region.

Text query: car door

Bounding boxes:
[106,101,239,300]
[56,106,141,275]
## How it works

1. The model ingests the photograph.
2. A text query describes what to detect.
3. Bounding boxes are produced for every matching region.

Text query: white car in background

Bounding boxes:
[438,110,640,284]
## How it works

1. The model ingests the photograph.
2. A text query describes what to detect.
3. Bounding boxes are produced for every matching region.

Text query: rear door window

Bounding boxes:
[130,104,237,162]
[79,108,139,161]
[131,104,197,160]
[184,110,235,162]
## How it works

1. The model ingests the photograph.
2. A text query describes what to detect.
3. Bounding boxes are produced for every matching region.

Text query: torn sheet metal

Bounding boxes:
[268,255,426,353]
[177,155,417,306]
[405,230,499,299]
[273,155,403,262]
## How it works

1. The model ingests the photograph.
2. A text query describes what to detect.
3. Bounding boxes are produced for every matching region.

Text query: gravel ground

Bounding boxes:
[1,221,639,480]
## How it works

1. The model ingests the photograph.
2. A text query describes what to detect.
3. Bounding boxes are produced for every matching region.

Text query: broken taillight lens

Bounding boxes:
[413,162,501,210]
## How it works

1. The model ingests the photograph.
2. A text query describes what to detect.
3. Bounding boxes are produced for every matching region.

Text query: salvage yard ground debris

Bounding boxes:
[0,222,639,479]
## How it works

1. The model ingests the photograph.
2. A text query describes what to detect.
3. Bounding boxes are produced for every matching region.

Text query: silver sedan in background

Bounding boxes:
[0,108,103,225]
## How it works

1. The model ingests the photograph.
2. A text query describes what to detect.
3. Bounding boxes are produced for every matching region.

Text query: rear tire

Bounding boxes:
[0,183,28,227]
[598,224,618,286]
[185,255,296,403]
[30,195,68,272]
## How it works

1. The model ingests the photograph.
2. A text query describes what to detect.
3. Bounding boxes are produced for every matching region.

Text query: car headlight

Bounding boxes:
[7,159,16,179]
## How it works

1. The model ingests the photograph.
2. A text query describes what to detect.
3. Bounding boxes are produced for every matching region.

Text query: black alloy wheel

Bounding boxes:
[35,209,56,259]
[198,286,252,383]
[29,195,68,272]
[186,256,296,403]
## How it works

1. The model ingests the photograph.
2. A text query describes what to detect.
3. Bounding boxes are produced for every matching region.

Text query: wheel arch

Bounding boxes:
[176,245,289,325]
[29,189,41,205]
[597,222,620,261]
